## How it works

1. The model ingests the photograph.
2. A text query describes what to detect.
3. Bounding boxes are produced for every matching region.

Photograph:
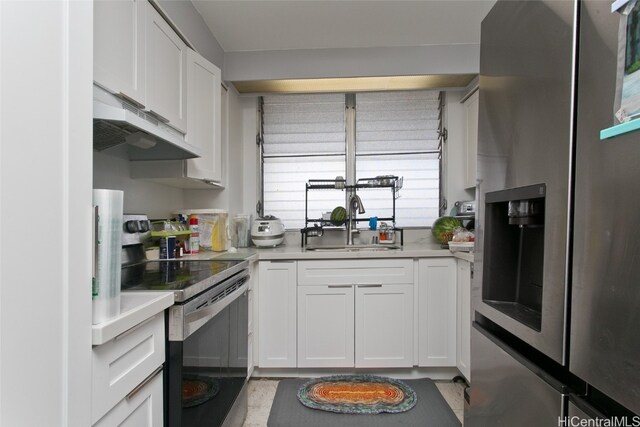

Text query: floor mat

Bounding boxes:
[297,374,417,414]
[267,378,461,427]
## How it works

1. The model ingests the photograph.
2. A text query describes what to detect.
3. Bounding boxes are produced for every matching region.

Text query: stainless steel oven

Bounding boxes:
[165,266,250,427]
[119,214,251,427]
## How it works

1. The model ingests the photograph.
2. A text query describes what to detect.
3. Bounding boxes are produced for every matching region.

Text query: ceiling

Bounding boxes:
[192,1,497,53]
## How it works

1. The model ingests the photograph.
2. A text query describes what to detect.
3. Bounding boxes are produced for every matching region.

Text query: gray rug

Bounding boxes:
[267,378,461,427]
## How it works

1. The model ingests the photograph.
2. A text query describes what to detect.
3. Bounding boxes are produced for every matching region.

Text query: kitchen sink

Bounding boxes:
[305,244,401,252]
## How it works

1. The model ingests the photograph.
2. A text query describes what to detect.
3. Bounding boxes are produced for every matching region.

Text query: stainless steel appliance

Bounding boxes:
[120,214,250,427]
[468,0,640,424]
[454,200,476,218]
[453,200,476,230]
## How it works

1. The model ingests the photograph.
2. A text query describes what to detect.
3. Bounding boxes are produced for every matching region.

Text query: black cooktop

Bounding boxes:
[121,259,247,302]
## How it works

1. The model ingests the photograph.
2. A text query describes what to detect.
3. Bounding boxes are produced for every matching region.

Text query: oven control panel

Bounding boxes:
[122,214,151,246]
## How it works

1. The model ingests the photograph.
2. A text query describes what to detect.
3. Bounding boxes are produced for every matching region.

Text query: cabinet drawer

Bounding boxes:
[94,369,163,427]
[298,259,413,286]
[92,313,165,424]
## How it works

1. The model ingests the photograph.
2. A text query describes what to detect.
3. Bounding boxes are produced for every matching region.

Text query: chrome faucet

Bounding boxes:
[346,194,366,245]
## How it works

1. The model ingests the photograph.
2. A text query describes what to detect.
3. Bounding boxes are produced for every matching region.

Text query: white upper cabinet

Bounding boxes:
[94,0,146,107]
[129,62,224,188]
[94,0,189,133]
[186,49,222,183]
[464,90,479,189]
[145,2,188,133]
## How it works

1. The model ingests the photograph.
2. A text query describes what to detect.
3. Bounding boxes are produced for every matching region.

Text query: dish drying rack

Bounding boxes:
[301,176,404,246]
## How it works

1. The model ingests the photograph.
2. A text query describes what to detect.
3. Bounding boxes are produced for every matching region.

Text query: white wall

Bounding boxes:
[224,44,480,81]
[93,151,186,219]
[1,1,93,425]
[155,0,224,69]
[241,97,259,215]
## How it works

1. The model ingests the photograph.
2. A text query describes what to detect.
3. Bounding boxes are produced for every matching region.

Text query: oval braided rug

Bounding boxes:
[297,374,417,414]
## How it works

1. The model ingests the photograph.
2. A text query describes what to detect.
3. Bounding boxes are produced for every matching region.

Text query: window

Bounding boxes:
[261,91,442,229]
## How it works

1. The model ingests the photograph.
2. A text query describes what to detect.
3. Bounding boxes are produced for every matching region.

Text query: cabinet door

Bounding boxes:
[91,313,165,424]
[457,260,472,381]
[418,258,457,367]
[298,285,354,368]
[185,49,222,182]
[355,284,414,368]
[464,90,479,189]
[298,259,413,286]
[145,2,188,132]
[94,0,146,106]
[258,261,297,368]
[93,370,163,427]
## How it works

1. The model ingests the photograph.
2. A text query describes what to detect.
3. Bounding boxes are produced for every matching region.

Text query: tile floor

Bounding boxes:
[243,378,465,427]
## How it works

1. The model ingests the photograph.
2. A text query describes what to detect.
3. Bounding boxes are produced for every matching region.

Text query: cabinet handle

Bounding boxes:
[117,92,145,110]
[148,110,170,123]
[269,260,294,264]
[357,284,382,288]
[328,284,352,288]
[115,315,155,341]
[126,366,162,401]
[92,205,98,283]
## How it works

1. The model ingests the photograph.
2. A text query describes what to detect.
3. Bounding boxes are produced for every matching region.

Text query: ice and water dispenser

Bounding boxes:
[482,184,546,331]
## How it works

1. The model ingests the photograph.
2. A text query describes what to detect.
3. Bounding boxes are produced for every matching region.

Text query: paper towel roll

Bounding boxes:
[92,189,123,325]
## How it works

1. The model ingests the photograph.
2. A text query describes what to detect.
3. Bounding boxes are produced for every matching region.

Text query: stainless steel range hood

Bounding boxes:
[93,86,200,160]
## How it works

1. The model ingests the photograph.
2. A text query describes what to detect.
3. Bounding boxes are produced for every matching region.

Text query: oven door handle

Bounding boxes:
[179,282,248,340]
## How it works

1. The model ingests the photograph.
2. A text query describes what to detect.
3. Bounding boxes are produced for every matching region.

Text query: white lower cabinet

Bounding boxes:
[457,259,472,381]
[355,284,414,368]
[297,260,414,368]
[298,285,354,368]
[258,261,297,368]
[92,312,165,426]
[418,258,457,367]
[94,369,163,427]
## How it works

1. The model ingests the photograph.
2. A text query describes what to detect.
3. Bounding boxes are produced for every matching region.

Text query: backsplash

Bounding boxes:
[93,150,185,219]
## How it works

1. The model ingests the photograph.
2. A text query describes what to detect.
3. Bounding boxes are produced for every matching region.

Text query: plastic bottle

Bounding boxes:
[189,216,200,254]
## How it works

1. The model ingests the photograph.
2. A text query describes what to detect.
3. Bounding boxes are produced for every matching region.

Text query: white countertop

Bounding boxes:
[179,242,474,262]
[92,291,174,345]
[92,241,473,342]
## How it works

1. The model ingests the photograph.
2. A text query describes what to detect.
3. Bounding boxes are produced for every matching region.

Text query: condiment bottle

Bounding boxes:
[189,216,200,254]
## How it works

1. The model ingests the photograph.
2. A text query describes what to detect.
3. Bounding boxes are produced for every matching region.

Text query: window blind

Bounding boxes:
[261,91,441,229]
[262,94,346,229]
[355,91,441,227]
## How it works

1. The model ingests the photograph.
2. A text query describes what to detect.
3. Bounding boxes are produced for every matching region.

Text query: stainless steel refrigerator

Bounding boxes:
[468,0,640,424]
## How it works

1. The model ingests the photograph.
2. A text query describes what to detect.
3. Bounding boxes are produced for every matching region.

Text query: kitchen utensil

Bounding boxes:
[234,214,252,248]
